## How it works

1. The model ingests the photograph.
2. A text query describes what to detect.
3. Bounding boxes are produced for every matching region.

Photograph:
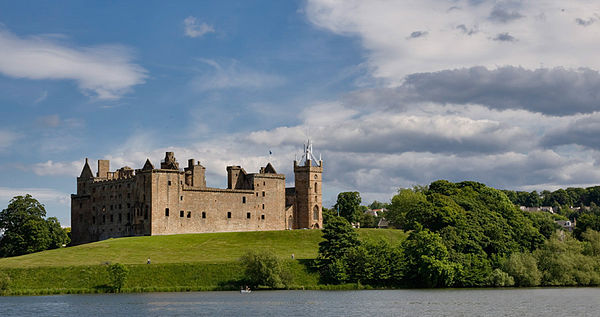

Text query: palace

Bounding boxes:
[70,142,323,245]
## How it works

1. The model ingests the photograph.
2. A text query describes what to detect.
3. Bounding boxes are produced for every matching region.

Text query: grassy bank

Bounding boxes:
[0,229,406,295]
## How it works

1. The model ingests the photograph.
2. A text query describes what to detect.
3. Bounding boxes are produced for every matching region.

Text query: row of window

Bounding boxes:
[164,208,265,220]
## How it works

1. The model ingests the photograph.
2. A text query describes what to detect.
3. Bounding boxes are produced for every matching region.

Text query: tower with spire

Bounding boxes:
[292,139,324,229]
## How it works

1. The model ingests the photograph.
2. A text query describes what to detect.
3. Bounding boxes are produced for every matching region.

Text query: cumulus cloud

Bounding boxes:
[305,0,600,83]
[0,187,70,206]
[392,66,600,115]
[0,28,147,99]
[183,16,215,38]
[191,59,285,91]
[541,112,600,149]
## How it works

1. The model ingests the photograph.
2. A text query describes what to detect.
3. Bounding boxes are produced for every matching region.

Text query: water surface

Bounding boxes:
[1,288,599,316]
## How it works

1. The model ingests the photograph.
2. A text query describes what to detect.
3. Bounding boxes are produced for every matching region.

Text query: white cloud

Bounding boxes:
[32,160,83,177]
[0,187,70,206]
[184,16,215,38]
[305,0,600,84]
[191,59,285,91]
[0,28,147,99]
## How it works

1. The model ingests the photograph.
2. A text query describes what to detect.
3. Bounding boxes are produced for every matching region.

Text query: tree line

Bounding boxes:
[316,180,600,287]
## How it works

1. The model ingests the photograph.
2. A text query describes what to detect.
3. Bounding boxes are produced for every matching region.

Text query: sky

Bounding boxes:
[2,0,600,225]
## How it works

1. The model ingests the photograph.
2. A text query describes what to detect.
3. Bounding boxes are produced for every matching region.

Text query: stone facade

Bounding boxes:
[71,148,323,245]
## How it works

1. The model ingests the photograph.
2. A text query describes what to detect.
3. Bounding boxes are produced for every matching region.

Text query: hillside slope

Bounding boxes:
[0,229,406,268]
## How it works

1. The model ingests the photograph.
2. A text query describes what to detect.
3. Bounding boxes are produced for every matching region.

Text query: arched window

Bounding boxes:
[314,182,318,193]
[313,205,319,220]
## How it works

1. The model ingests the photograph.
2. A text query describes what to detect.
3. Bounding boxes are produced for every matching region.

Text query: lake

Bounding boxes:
[1,288,599,316]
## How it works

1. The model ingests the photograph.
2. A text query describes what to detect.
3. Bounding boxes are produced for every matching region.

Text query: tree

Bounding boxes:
[0,195,68,257]
[316,217,360,283]
[107,263,129,292]
[387,188,427,228]
[239,249,289,289]
[334,192,362,224]
[503,252,541,286]
[401,229,461,287]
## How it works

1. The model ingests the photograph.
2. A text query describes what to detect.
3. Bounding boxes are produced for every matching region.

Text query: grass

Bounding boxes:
[0,229,406,295]
[0,228,406,268]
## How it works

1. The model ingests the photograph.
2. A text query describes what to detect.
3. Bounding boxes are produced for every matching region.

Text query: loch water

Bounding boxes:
[1,288,599,316]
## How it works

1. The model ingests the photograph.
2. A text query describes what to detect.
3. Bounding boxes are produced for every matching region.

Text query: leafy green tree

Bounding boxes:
[387,188,427,228]
[0,195,68,257]
[240,249,288,288]
[334,192,362,224]
[574,211,600,239]
[401,229,461,287]
[503,252,541,286]
[359,208,377,228]
[321,207,336,226]
[316,217,360,283]
[488,268,515,287]
[107,263,129,292]
[368,200,386,210]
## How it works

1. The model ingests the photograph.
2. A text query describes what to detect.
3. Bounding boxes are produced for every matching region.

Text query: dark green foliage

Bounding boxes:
[334,192,362,224]
[107,263,129,292]
[387,188,427,228]
[525,212,560,239]
[344,239,402,286]
[0,195,69,257]
[359,210,377,228]
[239,249,290,289]
[368,200,387,210]
[574,209,600,239]
[401,229,461,287]
[321,207,336,226]
[316,217,360,283]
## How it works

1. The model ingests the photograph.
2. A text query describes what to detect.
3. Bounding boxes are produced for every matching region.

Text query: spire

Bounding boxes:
[79,158,94,179]
[142,158,154,171]
[300,139,320,166]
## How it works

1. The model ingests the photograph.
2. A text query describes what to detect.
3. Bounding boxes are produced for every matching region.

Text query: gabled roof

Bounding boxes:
[142,158,154,171]
[79,158,94,178]
[263,162,277,174]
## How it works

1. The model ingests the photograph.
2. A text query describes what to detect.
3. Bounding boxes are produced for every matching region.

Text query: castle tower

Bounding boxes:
[294,140,323,229]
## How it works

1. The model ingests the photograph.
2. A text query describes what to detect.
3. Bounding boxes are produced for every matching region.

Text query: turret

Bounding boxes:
[294,140,323,229]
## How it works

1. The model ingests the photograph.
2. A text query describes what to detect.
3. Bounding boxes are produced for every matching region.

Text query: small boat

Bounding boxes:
[240,289,252,294]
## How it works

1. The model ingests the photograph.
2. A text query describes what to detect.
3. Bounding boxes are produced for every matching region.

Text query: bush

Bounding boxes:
[488,268,515,287]
[239,250,289,289]
[107,263,129,292]
[503,252,541,286]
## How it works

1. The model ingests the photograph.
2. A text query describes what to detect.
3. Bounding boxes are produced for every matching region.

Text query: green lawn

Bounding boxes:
[0,229,406,268]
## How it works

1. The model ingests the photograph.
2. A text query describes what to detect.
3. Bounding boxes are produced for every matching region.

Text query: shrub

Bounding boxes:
[239,250,289,289]
[107,263,129,292]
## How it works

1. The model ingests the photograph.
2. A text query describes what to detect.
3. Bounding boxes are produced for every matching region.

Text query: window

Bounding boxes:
[144,210,148,220]
[242,196,246,203]
[261,214,265,220]
[313,205,319,220]
[118,213,122,222]
[263,181,265,186]
[262,204,265,210]
[92,216,96,224]
[165,208,170,217]
[247,212,251,219]
[168,181,172,186]
[119,204,122,209]
[79,203,82,208]
[202,212,206,219]
[256,193,258,197]
[180,196,183,201]
[127,203,130,208]
[103,215,106,224]
[227,212,232,219]
[180,210,184,217]
[187,211,191,218]
[315,182,318,193]
[262,191,265,197]
[127,193,130,199]
[127,212,131,221]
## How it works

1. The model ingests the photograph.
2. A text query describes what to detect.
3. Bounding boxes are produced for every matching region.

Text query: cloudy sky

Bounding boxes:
[2,0,600,225]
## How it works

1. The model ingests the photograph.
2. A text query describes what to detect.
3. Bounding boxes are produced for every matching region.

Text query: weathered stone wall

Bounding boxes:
[71,152,320,245]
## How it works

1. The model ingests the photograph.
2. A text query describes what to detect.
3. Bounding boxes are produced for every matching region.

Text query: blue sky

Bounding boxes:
[3,1,600,225]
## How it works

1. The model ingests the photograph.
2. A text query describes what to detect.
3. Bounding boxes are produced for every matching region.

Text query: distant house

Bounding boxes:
[520,206,554,214]
[366,208,387,217]
[555,219,576,232]
[377,218,389,229]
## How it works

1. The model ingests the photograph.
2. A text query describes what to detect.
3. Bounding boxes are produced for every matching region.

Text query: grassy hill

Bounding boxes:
[0,228,405,268]
[0,229,406,295]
